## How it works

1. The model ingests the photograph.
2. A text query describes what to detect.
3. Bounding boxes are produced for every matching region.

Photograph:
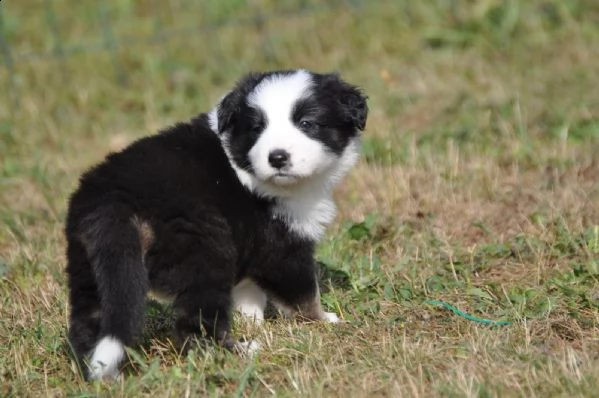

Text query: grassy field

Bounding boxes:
[1,0,599,396]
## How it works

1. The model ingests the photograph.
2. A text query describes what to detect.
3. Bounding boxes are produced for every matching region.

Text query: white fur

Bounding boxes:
[88,336,125,381]
[207,106,219,133]
[235,340,262,355]
[323,312,340,323]
[232,278,267,322]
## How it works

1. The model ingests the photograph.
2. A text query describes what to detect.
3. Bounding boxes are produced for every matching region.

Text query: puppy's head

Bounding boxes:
[211,70,368,197]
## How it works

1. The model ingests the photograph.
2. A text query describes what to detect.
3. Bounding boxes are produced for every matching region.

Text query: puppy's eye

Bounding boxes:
[299,120,315,130]
[249,123,263,133]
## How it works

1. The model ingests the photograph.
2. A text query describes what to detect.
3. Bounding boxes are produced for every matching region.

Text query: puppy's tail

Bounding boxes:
[78,203,149,380]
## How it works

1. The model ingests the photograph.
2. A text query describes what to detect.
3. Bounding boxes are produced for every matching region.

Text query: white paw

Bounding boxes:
[323,312,340,323]
[87,337,125,381]
[235,340,262,356]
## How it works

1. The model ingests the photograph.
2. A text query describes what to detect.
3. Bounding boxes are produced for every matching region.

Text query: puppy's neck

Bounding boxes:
[273,190,336,242]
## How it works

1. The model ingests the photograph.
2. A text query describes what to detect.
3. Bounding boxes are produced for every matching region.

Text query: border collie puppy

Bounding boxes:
[65,69,368,381]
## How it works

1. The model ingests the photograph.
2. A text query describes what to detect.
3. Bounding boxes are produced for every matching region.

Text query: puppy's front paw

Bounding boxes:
[322,312,340,323]
[234,340,262,356]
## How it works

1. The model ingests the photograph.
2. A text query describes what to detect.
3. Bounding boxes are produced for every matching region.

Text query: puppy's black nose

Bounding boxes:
[268,149,290,169]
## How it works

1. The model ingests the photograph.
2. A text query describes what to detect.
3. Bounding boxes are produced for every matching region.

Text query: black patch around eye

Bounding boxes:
[249,121,265,134]
[244,107,267,135]
[292,98,321,126]
[290,97,351,155]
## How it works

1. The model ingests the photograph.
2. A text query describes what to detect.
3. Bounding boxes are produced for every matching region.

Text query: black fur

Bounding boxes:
[65,70,367,379]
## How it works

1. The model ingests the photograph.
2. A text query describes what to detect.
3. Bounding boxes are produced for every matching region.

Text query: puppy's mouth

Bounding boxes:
[268,172,304,186]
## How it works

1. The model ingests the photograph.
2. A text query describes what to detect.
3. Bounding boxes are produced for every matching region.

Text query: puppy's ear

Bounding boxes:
[322,73,368,131]
[217,72,266,134]
[216,90,241,135]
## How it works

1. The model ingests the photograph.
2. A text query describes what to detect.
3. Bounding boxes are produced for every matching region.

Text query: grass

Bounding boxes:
[1,0,599,396]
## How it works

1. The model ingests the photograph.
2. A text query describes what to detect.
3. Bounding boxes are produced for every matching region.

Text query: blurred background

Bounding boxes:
[2,0,598,157]
[2,0,598,236]
[2,0,598,207]
[1,1,599,395]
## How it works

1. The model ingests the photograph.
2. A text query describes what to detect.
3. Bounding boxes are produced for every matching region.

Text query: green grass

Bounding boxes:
[1,0,599,396]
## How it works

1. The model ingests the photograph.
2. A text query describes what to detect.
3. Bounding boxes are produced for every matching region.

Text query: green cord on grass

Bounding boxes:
[424,300,512,326]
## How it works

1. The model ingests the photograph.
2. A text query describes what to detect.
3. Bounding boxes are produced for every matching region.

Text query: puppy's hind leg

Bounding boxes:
[73,205,149,381]
[67,239,102,369]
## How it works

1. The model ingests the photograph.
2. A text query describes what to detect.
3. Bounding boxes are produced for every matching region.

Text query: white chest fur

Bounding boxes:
[273,194,336,241]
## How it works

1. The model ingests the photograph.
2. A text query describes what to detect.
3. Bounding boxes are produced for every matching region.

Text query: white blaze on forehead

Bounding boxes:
[247,70,312,115]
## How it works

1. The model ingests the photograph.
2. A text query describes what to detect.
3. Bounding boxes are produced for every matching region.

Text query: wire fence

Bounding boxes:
[0,0,366,107]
